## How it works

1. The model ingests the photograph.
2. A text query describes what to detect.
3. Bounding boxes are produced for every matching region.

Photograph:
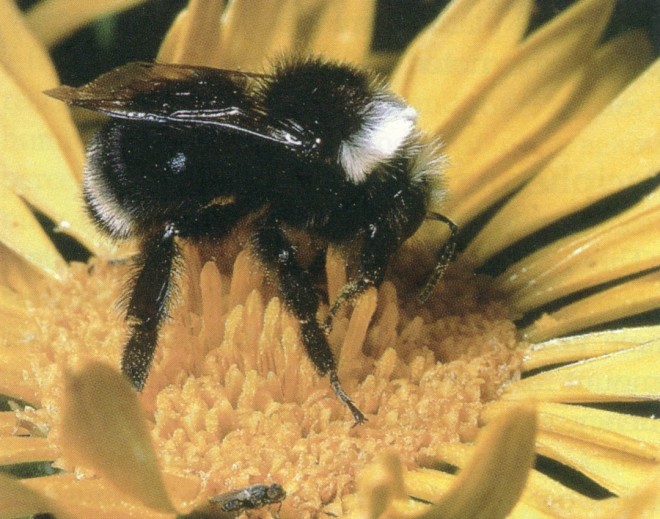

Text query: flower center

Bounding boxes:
[23,247,522,516]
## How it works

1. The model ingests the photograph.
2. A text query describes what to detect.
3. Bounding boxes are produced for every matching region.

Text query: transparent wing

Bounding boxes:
[46,62,308,147]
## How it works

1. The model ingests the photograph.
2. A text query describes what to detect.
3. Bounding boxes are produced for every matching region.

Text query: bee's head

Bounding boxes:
[261,58,418,183]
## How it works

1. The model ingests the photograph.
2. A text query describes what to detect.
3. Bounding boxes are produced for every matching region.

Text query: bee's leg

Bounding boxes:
[325,220,399,330]
[417,212,458,303]
[323,278,373,331]
[121,204,258,390]
[121,223,178,390]
[252,224,366,425]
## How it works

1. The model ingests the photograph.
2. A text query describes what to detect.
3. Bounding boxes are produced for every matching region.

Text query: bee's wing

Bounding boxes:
[46,62,308,147]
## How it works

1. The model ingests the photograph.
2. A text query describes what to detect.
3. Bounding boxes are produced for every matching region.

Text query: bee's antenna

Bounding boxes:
[417,213,458,304]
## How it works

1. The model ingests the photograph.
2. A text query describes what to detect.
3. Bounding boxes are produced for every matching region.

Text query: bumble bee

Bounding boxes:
[47,57,457,425]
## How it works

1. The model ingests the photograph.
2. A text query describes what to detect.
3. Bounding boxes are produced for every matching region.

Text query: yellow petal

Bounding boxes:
[503,339,659,403]
[0,282,24,312]
[468,57,660,264]
[485,401,660,495]
[0,0,85,182]
[513,469,607,518]
[0,304,27,345]
[157,0,225,66]
[0,473,72,519]
[0,287,36,350]
[520,326,660,372]
[0,63,107,257]
[253,0,301,62]
[485,402,660,461]
[162,473,202,515]
[0,184,67,281]
[441,0,614,215]
[0,244,46,300]
[603,468,660,519]
[216,0,301,70]
[0,0,105,256]
[403,468,455,505]
[446,29,654,225]
[61,362,175,513]
[569,29,654,122]
[391,0,533,132]
[413,442,608,519]
[354,451,410,518]
[0,343,43,406]
[307,0,376,65]
[23,473,175,519]
[0,412,15,436]
[536,431,656,495]
[523,270,660,342]
[423,404,536,519]
[0,437,57,465]
[497,188,660,313]
[26,0,148,47]
[0,244,47,298]
[348,408,536,518]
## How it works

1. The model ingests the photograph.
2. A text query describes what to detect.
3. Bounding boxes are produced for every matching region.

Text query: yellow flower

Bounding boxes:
[1,0,658,518]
